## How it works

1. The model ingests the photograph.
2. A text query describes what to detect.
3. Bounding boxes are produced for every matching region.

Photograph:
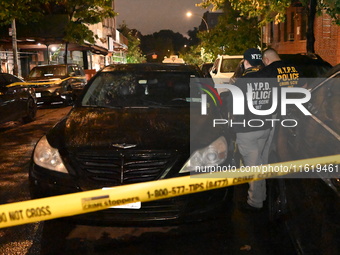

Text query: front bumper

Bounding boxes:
[29,163,229,226]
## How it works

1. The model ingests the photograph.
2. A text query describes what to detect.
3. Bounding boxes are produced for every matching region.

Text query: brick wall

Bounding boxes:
[265,7,340,66]
[314,14,340,66]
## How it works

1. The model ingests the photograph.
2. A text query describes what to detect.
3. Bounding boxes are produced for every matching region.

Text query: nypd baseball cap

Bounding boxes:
[243,48,262,66]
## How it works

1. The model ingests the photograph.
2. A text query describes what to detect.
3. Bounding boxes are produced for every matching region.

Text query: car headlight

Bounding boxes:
[180,136,228,173]
[33,136,68,173]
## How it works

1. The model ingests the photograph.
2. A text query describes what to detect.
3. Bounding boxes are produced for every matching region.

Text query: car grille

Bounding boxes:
[69,150,176,186]
[36,91,53,97]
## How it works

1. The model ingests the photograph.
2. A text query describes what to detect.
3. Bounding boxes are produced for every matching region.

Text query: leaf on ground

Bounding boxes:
[240,245,251,251]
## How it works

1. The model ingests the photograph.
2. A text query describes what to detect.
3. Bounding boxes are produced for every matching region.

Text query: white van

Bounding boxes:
[210,55,243,80]
[210,55,243,94]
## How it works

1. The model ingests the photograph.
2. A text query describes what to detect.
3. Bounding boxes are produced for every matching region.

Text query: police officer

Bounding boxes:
[261,48,306,88]
[233,48,272,211]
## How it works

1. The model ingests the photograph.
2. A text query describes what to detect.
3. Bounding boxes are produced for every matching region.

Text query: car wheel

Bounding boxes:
[22,97,37,123]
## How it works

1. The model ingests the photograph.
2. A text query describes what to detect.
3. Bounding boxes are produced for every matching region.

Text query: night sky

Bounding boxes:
[115,0,209,36]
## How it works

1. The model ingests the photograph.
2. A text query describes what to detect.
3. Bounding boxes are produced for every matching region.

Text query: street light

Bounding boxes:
[186,11,209,32]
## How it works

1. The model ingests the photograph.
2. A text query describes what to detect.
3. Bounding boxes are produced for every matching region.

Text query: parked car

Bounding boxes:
[26,64,87,106]
[162,55,185,64]
[210,55,249,94]
[0,73,37,124]
[29,63,231,225]
[210,55,243,81]
[268,64,340,254]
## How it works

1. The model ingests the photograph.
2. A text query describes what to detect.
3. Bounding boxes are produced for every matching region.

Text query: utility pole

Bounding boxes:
[11,19,19,76]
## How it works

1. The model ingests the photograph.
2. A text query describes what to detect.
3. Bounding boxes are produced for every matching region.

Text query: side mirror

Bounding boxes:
[212,68,217,75]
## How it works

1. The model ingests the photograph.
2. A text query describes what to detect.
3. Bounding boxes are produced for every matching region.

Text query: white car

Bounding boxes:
[210,55,243,93]
[210,55,243,80]
[162,55,185,64]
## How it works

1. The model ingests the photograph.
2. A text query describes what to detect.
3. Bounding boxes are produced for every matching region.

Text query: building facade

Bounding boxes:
[0,1,128,78]
[263,6,340,66]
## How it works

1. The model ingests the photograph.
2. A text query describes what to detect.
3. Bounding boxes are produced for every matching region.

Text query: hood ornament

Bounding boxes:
[112,143,137,149]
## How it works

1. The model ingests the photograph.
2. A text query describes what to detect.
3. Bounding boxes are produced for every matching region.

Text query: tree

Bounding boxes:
[41,0,116,63]
[1,1,117,64]
[118,23,146,63]
[183,0,259,63]
[140,30,189,62]
[198,0,340,53]
[187,27,200,46]
[0,0,46,25]
[0,0,46,75]
[199,1,260,56]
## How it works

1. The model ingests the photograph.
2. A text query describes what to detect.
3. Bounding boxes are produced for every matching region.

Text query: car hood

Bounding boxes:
[26,77,64,82]
[46,106,221,152]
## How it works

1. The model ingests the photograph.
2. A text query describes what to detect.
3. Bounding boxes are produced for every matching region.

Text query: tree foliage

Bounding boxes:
[199,1,260,56]
[183,0,259,62]
[198,0,340,53]
[119,23,146,63]
[140,30,189,62]
[0,0,46,25]
[0,0,117,50]
[41,0,116,45]
[198,0,339,25]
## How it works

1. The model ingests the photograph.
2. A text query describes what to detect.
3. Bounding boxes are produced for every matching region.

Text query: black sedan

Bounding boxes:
[26,64,87,106]
[268,64,340,254]
[0,73,37,124]
[29,63,231,225]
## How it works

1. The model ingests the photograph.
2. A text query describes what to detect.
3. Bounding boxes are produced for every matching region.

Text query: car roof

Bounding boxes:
[219,55,243,59]
[102,63,202,74]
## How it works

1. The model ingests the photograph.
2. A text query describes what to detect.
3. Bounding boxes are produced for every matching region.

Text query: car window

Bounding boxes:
[28,66,67,78]
[220,59,242,73]
[73,66,82,76]
[82,71,199,108]
[68,66,75,75]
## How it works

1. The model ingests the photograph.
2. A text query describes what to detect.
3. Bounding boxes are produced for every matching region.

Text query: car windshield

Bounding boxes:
[220,59,242,73]
[28,66,67,78]
[81,71,201,108]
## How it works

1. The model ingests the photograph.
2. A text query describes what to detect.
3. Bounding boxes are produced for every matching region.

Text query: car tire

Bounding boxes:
[22,97,37,123]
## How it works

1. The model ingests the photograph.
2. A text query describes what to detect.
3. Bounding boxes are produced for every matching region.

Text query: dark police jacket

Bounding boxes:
[232,67,275,133]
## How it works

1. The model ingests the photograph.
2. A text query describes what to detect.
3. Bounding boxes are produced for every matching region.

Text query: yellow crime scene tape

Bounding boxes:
[0,154,339,229]
[5,76,87,88]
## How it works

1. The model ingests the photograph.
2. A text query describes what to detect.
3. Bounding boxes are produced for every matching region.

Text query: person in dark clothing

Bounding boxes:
[260,48,306,88]
[233,48,274,211]
[258,48,307,161]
